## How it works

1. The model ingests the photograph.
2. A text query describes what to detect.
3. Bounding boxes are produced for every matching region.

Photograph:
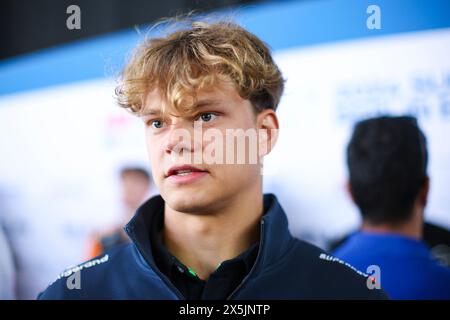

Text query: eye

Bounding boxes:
[198,113,217,122]
[149,119,164,129]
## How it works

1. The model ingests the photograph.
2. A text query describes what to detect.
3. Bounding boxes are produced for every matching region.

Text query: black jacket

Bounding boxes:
[38,194,388,299]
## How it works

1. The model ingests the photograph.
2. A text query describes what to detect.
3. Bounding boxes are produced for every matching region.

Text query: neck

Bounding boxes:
[361,207,423,240]
[161,185,263,280]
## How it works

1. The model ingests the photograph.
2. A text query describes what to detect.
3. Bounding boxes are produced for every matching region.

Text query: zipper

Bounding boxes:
[125,226,186,300]
[226,219,265,300]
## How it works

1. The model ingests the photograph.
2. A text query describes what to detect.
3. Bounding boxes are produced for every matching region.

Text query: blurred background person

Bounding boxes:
[333,116,450,299]
[88,167,151,258]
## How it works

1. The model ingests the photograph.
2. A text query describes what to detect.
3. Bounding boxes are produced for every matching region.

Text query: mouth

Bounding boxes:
[166,165,209,177]
[165,165,209,184]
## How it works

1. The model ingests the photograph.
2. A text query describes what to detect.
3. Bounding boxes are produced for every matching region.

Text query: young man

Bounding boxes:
[333,116,450,299]
[39,20,386,299]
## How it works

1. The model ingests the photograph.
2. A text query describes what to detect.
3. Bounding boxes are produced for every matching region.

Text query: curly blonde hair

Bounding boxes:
[115,20,284,116]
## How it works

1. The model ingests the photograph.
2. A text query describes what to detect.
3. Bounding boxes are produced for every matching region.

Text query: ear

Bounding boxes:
[418,176,430,207]
[345,180,357,204]
[256,109,279,157]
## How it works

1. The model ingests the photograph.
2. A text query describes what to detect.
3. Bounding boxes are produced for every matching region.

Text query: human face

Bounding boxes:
[141,80,277,214]
[121,173,150,211]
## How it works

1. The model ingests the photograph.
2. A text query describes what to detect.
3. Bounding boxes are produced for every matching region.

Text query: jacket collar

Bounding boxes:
[124,193,294,278]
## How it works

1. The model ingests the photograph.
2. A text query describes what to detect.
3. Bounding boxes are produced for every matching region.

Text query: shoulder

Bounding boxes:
[286,238,388,299]
[37,244,139,300]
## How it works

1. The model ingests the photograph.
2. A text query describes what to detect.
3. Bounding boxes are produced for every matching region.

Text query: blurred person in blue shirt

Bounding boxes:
[333,116,450,299]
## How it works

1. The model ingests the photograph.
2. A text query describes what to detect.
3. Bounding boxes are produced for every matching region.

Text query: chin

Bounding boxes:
[163,189,218,214]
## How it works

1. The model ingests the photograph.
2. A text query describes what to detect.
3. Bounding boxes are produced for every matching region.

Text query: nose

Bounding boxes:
[164,118,201,156]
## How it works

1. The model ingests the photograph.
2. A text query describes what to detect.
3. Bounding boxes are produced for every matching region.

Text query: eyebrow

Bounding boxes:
[141,99,222,116]
[192,99,221,109]
[140,109,162,116]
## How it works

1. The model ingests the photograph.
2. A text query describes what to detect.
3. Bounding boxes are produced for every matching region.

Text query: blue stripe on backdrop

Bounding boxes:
[1,0,449,96]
